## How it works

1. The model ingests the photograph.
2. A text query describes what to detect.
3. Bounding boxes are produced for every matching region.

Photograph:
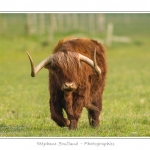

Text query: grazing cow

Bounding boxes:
[26,37,107,130]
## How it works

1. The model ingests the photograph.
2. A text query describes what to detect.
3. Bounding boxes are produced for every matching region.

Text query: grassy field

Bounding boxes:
[0,14,150,137]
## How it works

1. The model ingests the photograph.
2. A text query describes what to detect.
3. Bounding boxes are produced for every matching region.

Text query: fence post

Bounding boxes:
[57,14,63,32]
[32,14,37,34]
[26,14,36,35]
[26,14,32,35]
[72,14,78,31]
[0,15,7,34]
[105,23,114,47]
[39,14,45,34]
[88,14,95,34]
[65,14,71,32]
[49,14,56,41]
[98,14,105,33]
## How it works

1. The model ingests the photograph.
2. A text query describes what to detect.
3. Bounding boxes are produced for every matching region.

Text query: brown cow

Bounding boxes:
[26,37,107,130]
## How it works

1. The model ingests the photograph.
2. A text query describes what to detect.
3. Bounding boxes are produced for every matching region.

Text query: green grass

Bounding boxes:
[0,35,150,137]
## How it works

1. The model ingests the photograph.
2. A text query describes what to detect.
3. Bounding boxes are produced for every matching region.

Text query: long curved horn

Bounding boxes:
[26,51,53,77]
[78,49,101,75]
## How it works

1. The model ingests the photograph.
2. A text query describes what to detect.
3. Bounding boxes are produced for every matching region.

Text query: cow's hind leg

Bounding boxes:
[88,109,100,127]
[88,99,102,128]
[50,99,70,127]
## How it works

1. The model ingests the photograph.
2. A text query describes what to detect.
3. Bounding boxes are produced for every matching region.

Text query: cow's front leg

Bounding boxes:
[71,99,84,130]
[64,92,84,130]
[50,98,70,127]
[64,92,76,129]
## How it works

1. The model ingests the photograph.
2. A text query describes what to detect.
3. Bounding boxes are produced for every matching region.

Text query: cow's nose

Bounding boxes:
[61,82,77,91]
[64,82,74,88]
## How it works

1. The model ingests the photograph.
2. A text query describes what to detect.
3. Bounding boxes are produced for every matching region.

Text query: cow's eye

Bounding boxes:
[55,67,61,73]
[49,65,54,70]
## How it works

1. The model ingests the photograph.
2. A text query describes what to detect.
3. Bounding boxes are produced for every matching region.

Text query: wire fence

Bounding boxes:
[1,13,150,46]
[0,13,105,37]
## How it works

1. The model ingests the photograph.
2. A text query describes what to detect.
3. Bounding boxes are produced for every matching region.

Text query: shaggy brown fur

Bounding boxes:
[47,37,107,130]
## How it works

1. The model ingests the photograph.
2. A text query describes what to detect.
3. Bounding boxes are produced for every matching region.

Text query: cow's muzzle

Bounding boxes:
[61,82,77,92]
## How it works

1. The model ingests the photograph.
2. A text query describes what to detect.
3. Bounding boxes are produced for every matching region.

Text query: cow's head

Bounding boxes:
[26,49,101,92]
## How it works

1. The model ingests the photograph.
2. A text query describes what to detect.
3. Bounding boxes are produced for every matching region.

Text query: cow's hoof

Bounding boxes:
[65,119,70,127]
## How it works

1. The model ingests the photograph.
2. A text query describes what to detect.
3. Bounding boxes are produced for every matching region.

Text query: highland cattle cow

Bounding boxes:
[26,37,107,130]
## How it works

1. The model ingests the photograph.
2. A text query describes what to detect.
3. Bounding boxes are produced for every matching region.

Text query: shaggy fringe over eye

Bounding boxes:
[53,51,80,73]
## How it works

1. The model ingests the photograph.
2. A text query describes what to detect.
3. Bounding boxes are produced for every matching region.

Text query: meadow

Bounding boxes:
[0,14,150,137]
